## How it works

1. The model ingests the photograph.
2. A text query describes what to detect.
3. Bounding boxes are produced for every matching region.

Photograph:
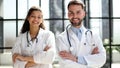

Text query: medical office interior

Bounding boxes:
[0,0,120,68]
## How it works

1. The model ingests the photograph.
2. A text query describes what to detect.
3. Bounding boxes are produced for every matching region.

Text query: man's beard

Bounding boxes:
[70,18,82,27]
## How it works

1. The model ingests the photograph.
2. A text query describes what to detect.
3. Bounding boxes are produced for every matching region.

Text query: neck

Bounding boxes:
[73,24,82,28]
[30,27,39,39]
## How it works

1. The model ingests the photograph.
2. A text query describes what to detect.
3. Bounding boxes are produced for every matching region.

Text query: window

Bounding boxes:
[0,0,120,67]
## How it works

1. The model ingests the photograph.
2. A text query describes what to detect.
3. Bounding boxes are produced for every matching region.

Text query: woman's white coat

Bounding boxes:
[12,29,56,68]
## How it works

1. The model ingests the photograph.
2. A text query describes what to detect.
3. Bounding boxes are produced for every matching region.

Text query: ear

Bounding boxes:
[41,19,44,24]
[27,17,29,21]
[83,10,86,17]
[67,12,71,19]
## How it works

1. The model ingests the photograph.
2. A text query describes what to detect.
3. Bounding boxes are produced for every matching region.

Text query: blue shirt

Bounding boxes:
[70,25,83,41]
[70,25,87,65]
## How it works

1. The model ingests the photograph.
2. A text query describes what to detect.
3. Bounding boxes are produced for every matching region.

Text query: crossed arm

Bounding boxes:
[12,45,51,68]
[59,47,99,62]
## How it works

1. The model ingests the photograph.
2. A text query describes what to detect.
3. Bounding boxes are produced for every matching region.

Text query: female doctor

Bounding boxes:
[12,6,56,68]
[56,0,106,68]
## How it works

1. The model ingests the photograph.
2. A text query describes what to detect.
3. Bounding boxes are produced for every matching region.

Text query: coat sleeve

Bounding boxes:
[12,35,27,68]
[13,60,27,68]
[56,34,87,68]
[84,33,106,67]
[33,32,56,64]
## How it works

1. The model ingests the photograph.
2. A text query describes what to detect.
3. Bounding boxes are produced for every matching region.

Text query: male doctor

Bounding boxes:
[56,0,106,68]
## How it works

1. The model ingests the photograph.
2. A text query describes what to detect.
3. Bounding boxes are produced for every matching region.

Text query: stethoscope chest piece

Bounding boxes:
[70,47,73,51]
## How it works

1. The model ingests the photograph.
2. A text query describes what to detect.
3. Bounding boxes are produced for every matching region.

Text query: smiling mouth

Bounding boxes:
[33,22,39,24]
[73,19,78,21]
[72,19,79,23]
[72,18,79,21]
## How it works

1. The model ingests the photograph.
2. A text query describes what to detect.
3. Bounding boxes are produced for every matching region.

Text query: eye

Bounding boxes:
[31,15,35,18]
[38,16,42,19]
[68,12,74,16]
[77,11,80,14]
[77,10,83,15]
[38,15,43,19]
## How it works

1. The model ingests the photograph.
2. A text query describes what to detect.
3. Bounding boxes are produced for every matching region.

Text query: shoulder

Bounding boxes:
[84,28,98,35]
[90,30,100,36]
[89,30,102,40]
[56,30,67,40]
[15,32,27,43]
[17,32,26,39]
[40,29,54,37]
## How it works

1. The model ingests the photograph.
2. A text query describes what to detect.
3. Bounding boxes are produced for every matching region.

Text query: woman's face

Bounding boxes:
[28,11,43,28]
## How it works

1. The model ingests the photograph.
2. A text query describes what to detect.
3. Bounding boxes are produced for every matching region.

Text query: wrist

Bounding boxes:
[73,56,78,62]
[22,56,29,62]
[25,56,34,62]
[75,57,78,62]
[25,63,29,68]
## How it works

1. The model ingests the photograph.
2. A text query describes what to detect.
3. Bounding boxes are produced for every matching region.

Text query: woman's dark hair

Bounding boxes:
[21,6,45,34]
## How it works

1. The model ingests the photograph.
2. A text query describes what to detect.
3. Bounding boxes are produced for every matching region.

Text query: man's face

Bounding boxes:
[68,5,85,28]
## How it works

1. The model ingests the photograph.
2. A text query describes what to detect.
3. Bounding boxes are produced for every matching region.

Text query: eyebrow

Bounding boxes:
[68,9,83,12]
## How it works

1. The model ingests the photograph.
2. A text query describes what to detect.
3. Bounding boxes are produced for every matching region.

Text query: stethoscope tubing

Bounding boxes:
[66,24,72,47]
[66,24,94,51]
[26,31,38,47]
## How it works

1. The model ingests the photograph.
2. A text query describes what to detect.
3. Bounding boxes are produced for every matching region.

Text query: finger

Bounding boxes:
[12,53,19,63]
[92,47,99,54]
[59,52,64,55]
[59,51,67,54]
[93,47,98,51]
[44,45,51,51]
[60,50,67,53]
[46,46,51,50]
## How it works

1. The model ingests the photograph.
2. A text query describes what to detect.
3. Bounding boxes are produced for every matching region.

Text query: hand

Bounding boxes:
[92,47,99,54]
[13,53,35,63]
[25,62,36,68]
[59,51,77,62]
[44,45,51,51]
[15,54,25,61]
[12,53,19,63]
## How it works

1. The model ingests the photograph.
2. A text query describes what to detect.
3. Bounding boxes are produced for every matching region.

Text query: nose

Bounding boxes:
[73,13,77,18]
[34,17,38,21]
[35,17,38,20]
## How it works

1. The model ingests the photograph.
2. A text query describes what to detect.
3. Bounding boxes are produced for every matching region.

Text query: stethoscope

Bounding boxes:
[66,24,95,52]
[26,31,38,47]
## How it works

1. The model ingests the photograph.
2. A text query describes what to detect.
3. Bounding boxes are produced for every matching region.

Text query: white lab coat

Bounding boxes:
[12,28,56,68]
[56,25,106,68]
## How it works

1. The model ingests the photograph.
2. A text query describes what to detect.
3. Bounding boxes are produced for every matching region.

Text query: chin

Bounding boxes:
[72,23,80,26]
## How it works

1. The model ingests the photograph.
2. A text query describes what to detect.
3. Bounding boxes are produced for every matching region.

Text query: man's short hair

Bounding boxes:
[67,0,85,9]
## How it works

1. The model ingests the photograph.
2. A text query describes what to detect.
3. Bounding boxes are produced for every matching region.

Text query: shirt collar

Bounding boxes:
[70,25,83,34]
